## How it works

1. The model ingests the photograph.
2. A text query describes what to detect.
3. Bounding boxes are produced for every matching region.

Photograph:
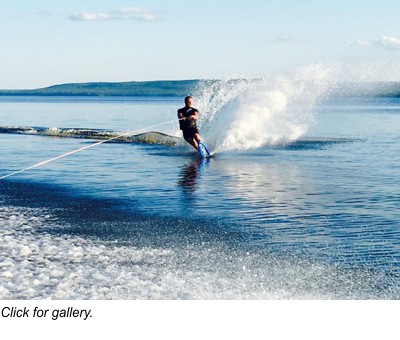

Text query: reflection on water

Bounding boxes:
[177,158,208,195]
[172,153,400,269]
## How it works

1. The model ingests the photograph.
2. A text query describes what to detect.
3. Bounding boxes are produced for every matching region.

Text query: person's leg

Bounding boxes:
[194,133,201,143]
[186,137,198,150]
[183,129,201,150]
[191,133,202,150]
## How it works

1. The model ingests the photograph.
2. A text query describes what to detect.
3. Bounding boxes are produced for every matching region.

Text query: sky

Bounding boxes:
[1,0,400,89]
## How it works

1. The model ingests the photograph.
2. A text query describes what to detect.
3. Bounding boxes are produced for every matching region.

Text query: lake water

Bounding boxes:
[1,90,399,299]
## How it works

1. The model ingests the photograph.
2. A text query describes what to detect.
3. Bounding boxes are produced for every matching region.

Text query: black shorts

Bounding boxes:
[182,128,199,140]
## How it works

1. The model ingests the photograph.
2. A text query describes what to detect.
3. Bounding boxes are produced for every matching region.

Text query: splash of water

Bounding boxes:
[194,64,337,152]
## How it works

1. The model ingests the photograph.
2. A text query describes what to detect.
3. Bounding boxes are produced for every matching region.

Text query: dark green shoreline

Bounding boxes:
[0,80,202,97]
[1,80,400,97]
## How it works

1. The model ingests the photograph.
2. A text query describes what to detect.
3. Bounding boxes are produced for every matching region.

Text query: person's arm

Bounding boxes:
[177,109,185,120]
[188,109,198,121]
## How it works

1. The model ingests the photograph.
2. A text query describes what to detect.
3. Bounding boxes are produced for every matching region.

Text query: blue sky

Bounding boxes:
[2,0,400,88]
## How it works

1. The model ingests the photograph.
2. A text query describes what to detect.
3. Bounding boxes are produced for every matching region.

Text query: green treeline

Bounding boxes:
[1,80,400,97]
[0,80,201,97]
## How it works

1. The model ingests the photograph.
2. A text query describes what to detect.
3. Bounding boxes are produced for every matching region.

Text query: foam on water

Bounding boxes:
[1,197,398,299]
[194,64,337,152]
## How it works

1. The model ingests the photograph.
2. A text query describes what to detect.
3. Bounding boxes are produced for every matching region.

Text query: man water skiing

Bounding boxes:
[177,96,202,150]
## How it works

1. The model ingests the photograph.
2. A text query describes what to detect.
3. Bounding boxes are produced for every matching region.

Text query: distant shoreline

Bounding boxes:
[0,80,201,97]
[1,80,400,97]
[0,93,183,98]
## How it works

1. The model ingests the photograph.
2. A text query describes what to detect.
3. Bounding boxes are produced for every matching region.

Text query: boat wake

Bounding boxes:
[0,126,179,146]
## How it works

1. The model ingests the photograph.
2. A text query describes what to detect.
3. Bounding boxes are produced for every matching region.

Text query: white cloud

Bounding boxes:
[69,12,112,21]
[68,7,159,22]
[36,11,53,17]
[347,40,371,47]
[112,7,158,21]
[347,36,400,50]
[373,36,400,50]
[273,35,299,43]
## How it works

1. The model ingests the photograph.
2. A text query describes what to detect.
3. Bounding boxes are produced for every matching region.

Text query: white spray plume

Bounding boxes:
[194,64,338,152]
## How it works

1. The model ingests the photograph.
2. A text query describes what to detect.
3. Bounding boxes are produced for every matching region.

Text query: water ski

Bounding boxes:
[198,142,211,159]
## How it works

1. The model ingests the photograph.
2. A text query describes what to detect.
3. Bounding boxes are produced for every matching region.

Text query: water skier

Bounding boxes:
[177,96,202,150]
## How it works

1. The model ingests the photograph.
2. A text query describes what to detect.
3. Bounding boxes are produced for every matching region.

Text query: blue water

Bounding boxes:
[1,94,400,299]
